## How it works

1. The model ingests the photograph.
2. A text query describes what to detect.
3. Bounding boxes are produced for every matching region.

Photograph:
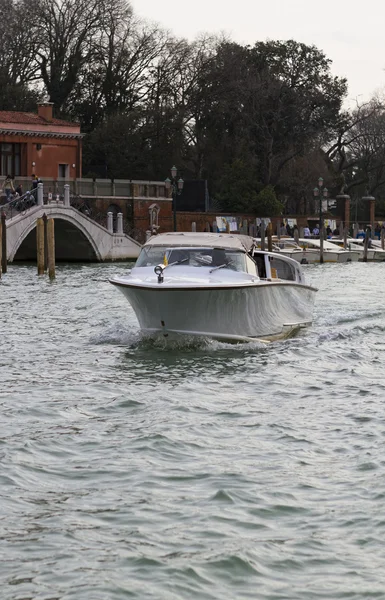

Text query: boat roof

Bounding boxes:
[144,232,255,252]
[299,238,349,250]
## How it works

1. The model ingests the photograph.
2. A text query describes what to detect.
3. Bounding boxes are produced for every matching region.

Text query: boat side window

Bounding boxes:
[269,256,295,281]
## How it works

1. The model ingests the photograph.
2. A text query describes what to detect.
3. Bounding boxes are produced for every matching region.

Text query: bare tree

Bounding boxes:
[323,99,385,196]
[34,0,103,112]
[0,0,39,84]
[67,0,168,129]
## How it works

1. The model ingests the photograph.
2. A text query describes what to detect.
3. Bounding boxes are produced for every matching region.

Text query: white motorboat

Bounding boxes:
[298,238,360,263]
[330,238,385,261]
[109,232,317,343]
[367,239,385,260]
[270,239,319,264]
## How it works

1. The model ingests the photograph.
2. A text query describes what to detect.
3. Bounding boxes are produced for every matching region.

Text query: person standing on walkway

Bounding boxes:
[4,175,15,201]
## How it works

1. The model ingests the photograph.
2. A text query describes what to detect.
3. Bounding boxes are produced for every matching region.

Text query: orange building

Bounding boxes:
[0,102,82,180]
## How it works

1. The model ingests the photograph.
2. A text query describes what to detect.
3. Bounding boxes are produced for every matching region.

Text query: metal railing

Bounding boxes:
[1,187,143,244]
[1,189,38,219]
[69,195,110,229]
[1,177,168,199]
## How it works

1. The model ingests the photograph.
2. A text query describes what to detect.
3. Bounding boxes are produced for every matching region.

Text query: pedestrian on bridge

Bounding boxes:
[4,175,15,201]
[31,174,41,190]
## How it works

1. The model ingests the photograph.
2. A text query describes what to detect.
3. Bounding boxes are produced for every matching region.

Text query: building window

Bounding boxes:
[0,143,21,176]
[58,164,69,178]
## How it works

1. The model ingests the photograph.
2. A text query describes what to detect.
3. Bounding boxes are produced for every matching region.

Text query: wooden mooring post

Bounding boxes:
[363,226,371,262]
[43,213,48,271]
[36,217,45,275]
[319,224,324,264]
[47,218,55,279]
[260,219,266,251]
[1,212,6,275]
[267,222,273,252]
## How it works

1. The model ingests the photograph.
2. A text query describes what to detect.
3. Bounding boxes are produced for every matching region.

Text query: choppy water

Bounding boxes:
[1,261,385,599]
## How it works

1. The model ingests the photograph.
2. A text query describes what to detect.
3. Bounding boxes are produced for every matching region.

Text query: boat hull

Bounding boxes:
[365,250,385,261]
[299,250,358,263]
[277,248,359,263]
[112,281,317,342]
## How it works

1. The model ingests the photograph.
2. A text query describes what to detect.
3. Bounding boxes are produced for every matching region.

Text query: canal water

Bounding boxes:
[1,261,385,599]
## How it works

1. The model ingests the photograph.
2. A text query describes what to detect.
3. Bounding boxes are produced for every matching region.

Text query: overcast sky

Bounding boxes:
[132,0,385,106]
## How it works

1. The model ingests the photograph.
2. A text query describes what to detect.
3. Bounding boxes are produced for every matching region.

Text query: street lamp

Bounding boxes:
[165,165,184,232]
[313,177,328,264]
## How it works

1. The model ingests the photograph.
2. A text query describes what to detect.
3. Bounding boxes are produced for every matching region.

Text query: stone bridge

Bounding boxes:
[4,184,142,262]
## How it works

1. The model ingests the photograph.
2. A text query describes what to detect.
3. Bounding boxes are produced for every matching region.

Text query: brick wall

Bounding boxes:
[81,196,133,222]
[77,196,342,239]
[176,213,311,233]
[133,198,172,232]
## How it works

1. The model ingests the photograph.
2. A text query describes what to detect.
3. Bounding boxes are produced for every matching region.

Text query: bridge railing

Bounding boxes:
[1,177,168,200]
[1,183,144,245]
[69,193,144,242]
[70,195,110,228]
[1,189,38,219]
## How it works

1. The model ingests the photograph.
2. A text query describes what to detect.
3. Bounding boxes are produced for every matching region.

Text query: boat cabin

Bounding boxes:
[136,232,305,284]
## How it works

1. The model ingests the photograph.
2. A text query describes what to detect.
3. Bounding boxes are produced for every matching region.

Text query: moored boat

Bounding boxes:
[298,238,360,263]
[109,232,318,343]
[270,239,319,264]
[328,238,385,261]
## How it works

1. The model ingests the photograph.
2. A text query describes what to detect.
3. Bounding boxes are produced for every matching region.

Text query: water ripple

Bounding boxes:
[2,262,385,599]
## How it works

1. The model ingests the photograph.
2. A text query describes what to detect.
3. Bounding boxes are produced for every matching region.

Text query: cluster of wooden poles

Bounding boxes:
[0,213,56,279]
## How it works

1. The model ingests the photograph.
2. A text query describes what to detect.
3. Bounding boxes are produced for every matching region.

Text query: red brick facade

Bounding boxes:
[0,103,82,179]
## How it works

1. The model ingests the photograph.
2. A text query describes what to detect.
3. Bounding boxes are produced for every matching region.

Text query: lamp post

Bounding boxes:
[165,165,184,232]
[313,177,328,265]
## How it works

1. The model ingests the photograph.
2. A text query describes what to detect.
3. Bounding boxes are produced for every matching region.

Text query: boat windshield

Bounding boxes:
[135,246,248,272]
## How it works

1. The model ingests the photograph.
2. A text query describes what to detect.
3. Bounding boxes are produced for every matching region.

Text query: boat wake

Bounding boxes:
[335,308,385,325]
[89,322,142,347]
[90,323,268,352]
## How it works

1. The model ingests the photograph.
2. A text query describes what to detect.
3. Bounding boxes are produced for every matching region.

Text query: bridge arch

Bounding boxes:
[10,210,102,262]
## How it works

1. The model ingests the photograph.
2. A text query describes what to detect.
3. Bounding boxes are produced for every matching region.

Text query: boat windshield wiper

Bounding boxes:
[166,258,189,267]
[209,263,229,273]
